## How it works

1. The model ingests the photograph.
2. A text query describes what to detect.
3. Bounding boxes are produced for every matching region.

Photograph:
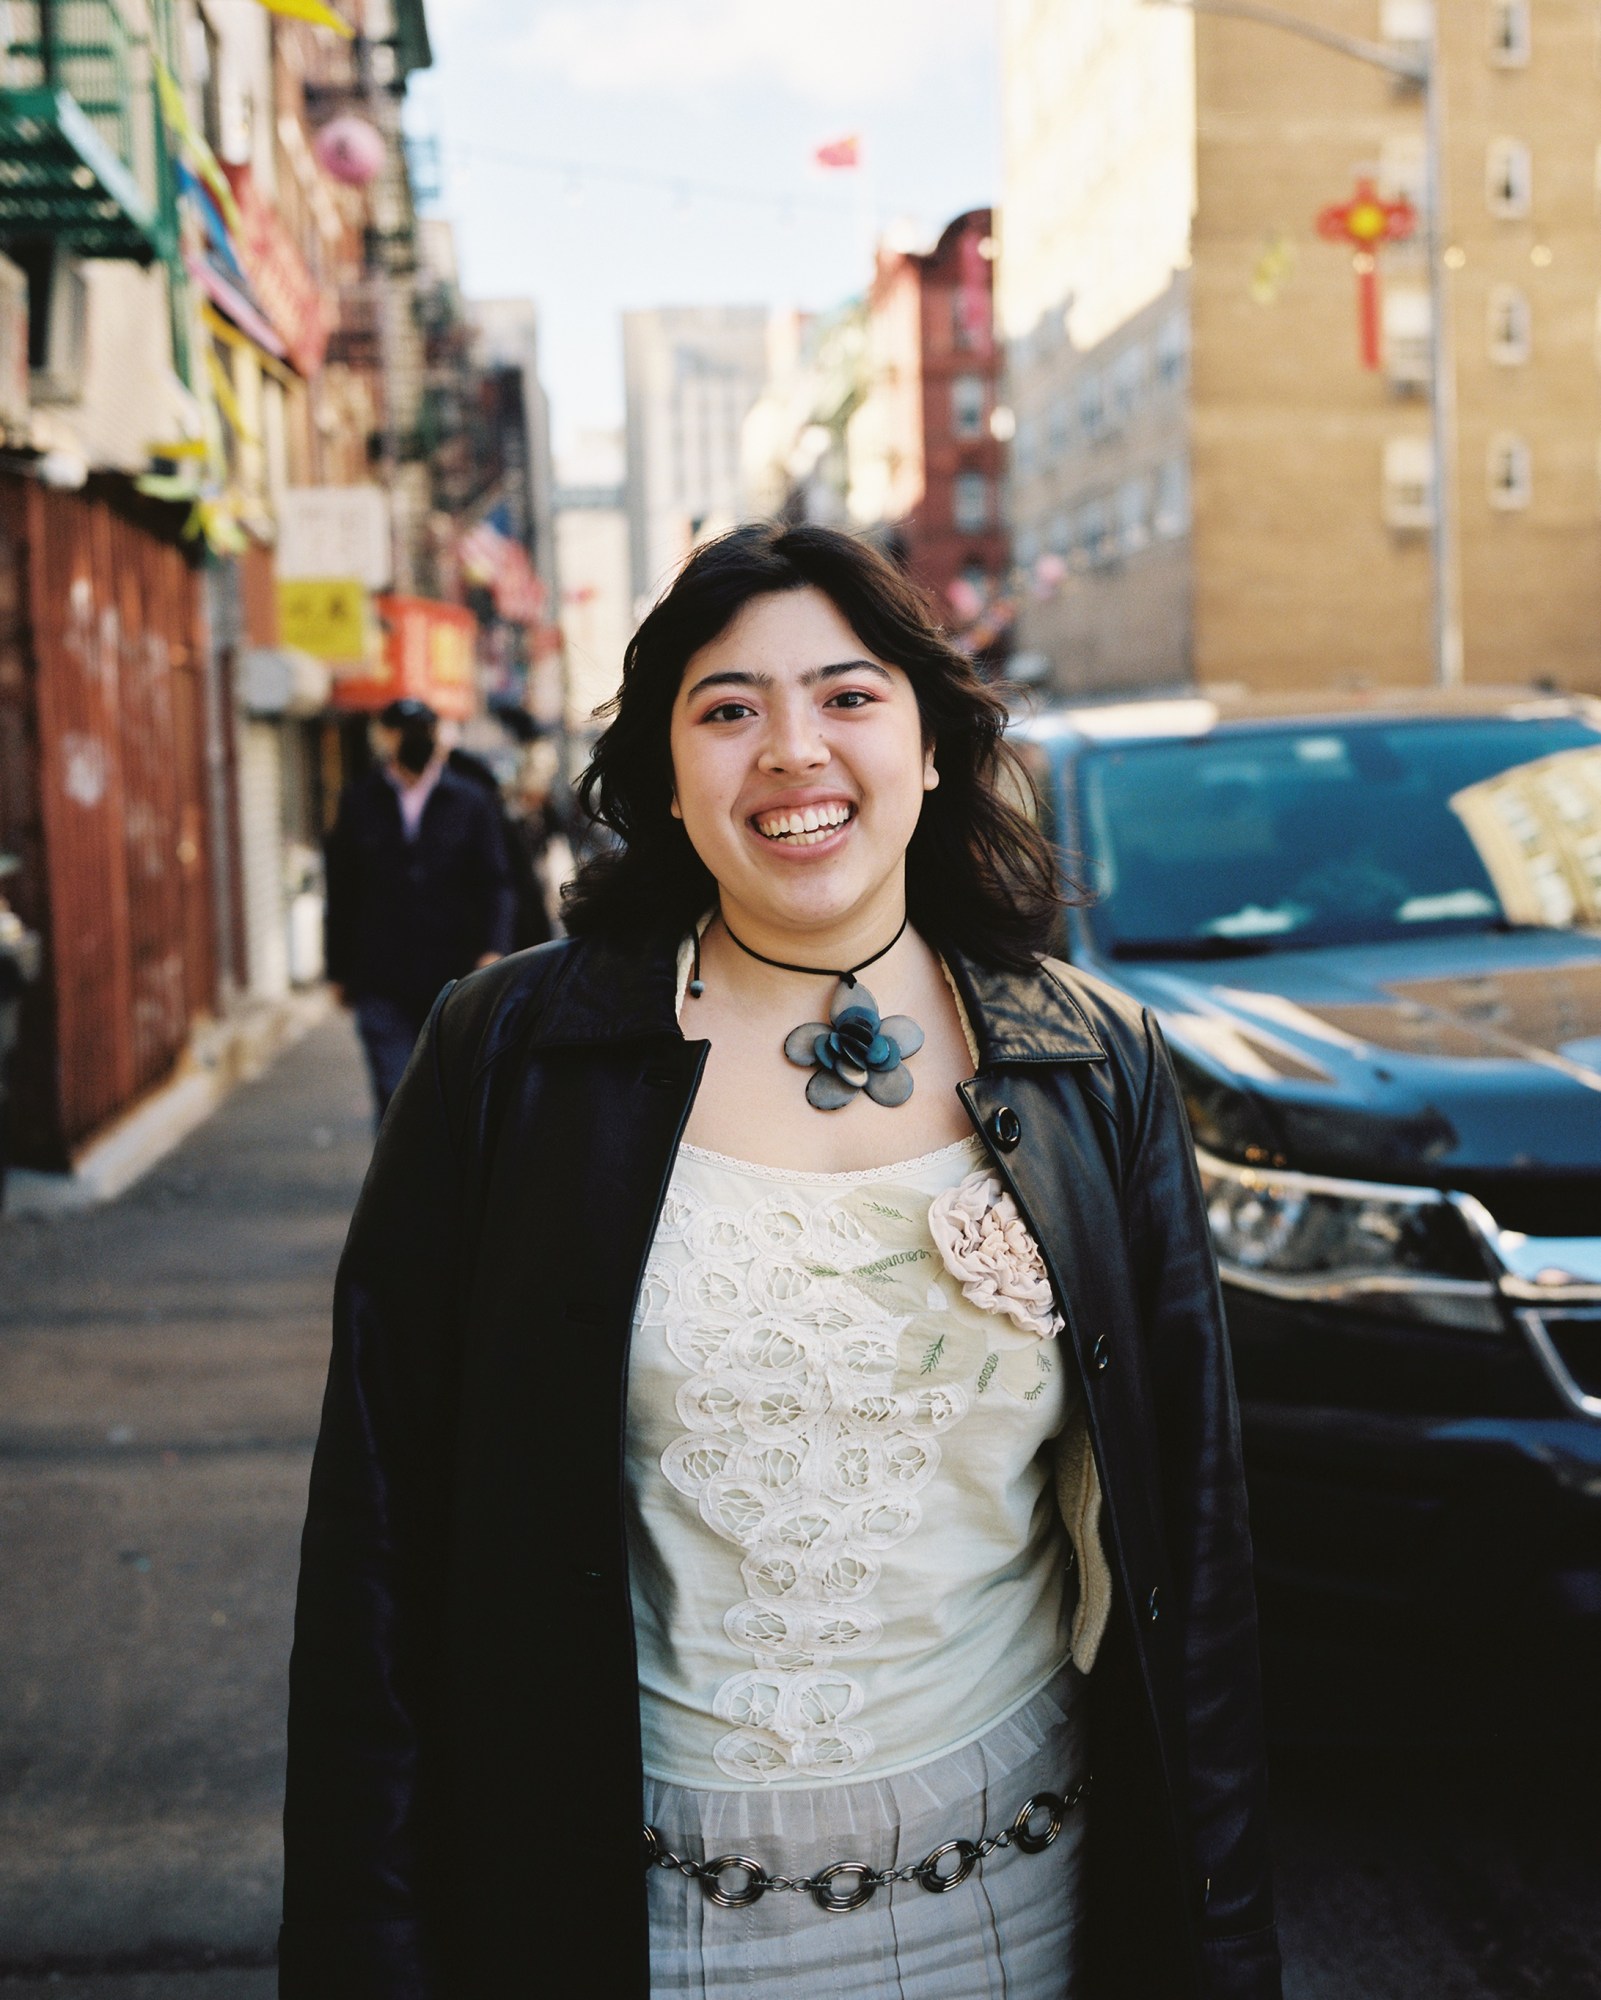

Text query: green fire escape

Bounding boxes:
[0,0,175,263]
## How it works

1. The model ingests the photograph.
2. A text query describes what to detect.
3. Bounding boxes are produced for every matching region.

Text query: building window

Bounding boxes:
[1155,310,1189,385]
[1486,138,1533,219]
[1384,286,1432,387]
[1488,433,1533,508]
[1383,436,1435,529]
[1489,1,1531,66]
[1046,393,1071,458]
[951,373,986,439]
[1380,0,1433,54]
[1109,344,1146,426]
[1117,476,1150,555]
[954,472,991,531]
[1379,134,1429,215]
[1077,497,1113,569]
[1078,370,1106,438]
[952,287,990,351]
[1153,455,1190,538]
[1014,412,1035,476]
[1487,285,1532,365]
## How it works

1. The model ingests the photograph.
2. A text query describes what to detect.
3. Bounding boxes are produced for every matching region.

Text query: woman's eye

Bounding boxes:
[828,689,876,710]
[703,701,755,723]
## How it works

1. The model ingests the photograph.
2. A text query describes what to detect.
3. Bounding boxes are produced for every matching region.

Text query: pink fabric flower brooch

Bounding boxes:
[926,1171,1065,1347]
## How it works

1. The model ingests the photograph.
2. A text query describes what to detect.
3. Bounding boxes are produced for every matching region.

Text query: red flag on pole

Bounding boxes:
[814,134,861,170]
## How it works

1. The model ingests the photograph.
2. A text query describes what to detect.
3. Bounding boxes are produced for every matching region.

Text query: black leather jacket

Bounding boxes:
[280,931,1282,1999]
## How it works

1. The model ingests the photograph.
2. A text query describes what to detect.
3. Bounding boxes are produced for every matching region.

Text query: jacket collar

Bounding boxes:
[520,928,1105,1067]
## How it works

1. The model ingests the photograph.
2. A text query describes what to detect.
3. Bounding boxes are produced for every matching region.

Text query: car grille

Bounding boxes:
[1446,1172,1601,1237]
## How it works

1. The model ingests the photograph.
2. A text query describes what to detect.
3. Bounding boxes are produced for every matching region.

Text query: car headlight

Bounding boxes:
[1195,1149,1503,1332]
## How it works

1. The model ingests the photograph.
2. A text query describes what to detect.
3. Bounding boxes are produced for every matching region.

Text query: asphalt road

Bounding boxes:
[0,1013,1595,1999]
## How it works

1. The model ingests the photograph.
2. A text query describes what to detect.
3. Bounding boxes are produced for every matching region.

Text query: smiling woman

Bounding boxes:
[567,525,1061,971]
[279,524,1284,2000]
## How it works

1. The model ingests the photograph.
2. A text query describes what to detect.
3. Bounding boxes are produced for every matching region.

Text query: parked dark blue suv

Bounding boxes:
[1011,689,1601,1630]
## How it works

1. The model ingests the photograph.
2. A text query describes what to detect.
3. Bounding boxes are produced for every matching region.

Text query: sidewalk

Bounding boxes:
[0,1014,371,1986]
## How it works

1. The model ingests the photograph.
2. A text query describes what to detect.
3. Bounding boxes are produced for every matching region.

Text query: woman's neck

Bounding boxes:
[710,891,909,981]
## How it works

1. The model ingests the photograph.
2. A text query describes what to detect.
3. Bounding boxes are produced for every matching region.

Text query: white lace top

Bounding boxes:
[625,1135,1079,1789]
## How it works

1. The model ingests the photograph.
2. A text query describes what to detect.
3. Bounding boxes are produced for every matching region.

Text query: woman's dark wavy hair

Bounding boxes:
[563,521,1066,971]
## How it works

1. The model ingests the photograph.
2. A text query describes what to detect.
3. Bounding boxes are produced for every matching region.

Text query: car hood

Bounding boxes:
[1096,928,1601,1178]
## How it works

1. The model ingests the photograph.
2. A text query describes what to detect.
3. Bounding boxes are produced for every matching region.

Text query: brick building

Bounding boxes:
[848,209,1009,633]
[999,0,1601,698]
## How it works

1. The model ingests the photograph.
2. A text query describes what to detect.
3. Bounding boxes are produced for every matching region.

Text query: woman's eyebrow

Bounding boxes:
[683,658,893,701]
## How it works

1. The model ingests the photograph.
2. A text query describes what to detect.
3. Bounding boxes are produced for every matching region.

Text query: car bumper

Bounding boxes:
[1226,1288,1601,1623]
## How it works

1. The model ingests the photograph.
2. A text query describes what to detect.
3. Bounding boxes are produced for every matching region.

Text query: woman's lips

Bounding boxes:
[749,801,856,848]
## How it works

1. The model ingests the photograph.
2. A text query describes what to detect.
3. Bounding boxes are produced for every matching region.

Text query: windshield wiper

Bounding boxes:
[1105,935,1286,961]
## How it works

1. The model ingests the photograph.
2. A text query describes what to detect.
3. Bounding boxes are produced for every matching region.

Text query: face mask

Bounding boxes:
[396,722,437,775]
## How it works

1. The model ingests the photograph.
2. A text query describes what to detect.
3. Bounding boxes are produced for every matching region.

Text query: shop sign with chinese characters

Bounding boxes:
[277,578,373,663]
[323,596,478,720]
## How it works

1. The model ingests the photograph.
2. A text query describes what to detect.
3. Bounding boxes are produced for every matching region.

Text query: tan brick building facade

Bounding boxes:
[1001,0,1601,698]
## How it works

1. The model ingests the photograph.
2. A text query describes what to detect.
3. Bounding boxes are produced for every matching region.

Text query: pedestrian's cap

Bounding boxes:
[378,697,437,728]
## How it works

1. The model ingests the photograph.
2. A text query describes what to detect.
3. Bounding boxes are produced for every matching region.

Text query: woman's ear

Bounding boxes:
[923,750,940,792]
[670,791,683,820]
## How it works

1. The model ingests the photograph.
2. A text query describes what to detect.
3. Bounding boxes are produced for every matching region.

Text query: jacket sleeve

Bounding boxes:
[1125,1011,1283,2000]
[279,982,467,2000]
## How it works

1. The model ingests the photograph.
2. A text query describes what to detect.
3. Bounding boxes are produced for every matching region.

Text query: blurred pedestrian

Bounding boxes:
[322,697,514,1122]
[505,734,576,947]
[283,526,1279,1998]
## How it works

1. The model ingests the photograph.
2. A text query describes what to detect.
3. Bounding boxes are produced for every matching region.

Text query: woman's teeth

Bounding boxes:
[754,804,853,844]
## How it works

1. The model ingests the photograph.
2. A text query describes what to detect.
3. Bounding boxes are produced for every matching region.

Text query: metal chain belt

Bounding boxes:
[644,1773,1092,1914]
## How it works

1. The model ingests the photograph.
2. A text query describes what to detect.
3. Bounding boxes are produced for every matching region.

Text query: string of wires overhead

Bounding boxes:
[445,140,862,218]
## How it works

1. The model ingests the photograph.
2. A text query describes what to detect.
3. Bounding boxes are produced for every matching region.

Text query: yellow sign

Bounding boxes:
[277,578,370,661]
[428,617,473,691]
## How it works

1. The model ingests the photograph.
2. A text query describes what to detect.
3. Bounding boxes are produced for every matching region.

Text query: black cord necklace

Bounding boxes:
[688,914,926,1112]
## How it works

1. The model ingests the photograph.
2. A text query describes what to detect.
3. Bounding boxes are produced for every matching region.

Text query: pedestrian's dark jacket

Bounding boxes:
[322,766,516,1016]
[279,930,1282,2000]
[444,749,553,951]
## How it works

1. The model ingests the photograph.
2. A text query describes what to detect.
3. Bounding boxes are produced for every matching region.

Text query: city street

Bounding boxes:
[1,1021,1597,2000]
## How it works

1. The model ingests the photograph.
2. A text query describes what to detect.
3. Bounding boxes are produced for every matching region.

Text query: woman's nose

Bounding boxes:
[757,698,829,773]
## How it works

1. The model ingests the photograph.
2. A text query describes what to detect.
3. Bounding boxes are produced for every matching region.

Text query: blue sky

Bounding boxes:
[405,0,1001,457]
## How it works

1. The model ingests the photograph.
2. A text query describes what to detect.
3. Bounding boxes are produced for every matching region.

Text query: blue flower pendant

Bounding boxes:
[781,978,926,1111]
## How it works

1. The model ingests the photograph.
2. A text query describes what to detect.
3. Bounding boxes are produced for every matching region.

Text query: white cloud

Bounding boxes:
[515,0,993,105]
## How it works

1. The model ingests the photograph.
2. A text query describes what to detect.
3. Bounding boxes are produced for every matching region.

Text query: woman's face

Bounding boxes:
[668,586,935,942]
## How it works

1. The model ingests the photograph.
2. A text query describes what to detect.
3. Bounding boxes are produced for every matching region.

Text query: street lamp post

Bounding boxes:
[1144,0,1463,687]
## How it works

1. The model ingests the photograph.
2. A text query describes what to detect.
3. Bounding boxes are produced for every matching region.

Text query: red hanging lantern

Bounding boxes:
[1316,179,1417,370]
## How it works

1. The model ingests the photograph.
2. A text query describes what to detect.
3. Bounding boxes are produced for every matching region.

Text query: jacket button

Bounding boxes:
[1147,1586,1161,1623]
[988,1105,1021,1151]
[1091,1333,1110,1372]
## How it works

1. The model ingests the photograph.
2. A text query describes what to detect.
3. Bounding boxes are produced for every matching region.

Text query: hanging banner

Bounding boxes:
[220,165,332,377]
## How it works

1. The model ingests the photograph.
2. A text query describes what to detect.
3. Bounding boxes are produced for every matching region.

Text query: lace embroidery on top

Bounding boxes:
[642,1157,1068,1785]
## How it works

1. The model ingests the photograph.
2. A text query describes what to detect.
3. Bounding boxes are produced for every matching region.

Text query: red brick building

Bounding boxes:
[849,209,1009,641]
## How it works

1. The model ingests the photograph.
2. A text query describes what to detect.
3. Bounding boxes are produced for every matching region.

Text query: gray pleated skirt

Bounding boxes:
[643,1661,1086,1998]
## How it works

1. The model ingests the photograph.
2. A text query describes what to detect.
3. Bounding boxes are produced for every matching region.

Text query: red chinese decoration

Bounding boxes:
[1316,179,1417,370]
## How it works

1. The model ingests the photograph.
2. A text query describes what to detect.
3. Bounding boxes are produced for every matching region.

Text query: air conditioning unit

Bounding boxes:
[0,253,28,430]
[27,248,87,405]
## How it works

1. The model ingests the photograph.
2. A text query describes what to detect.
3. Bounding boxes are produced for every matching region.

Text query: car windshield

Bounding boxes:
[1075,713,1601,958]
